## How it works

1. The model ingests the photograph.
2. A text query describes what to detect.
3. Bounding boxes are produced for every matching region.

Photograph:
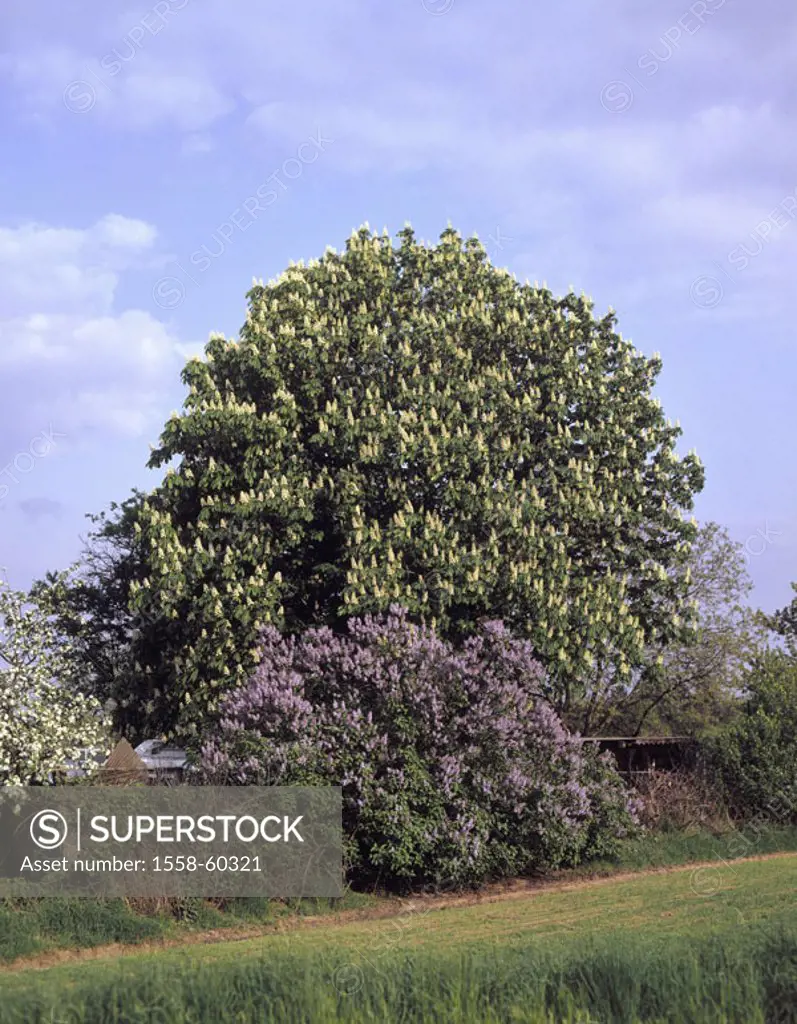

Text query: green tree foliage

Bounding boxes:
[47,226,704,739]
[703,649,797,819]
[771,582,797,655]
[574,521,770,737]
[30,493,153,712]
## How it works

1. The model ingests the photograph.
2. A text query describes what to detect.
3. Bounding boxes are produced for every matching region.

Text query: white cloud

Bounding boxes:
[647,192,780,244]
[2,0,795,335]
[0,310,178,375]
[52,388,166,439]
[119,71,234,132]
[92,213,157,248]
[1,45,233,133]
[0,214,156,316]
[0,215,193,447]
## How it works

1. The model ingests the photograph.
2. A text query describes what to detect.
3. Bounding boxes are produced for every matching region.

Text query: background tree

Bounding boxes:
[29,489,182,733]
[771,582,797,656]
[0,577,110,785]
[31,493,146,702]
[568,521,770,736]
[51,226,704,739]
[703,648,797,820]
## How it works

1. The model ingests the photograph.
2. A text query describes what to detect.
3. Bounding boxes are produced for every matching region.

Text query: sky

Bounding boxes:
[0,0,795,613]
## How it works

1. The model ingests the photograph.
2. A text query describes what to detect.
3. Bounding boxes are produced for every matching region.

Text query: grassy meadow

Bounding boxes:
[1,847,797,1022]
[2,824,796,967]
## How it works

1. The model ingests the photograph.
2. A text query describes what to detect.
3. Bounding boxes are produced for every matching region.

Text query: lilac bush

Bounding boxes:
[198,606,639,888]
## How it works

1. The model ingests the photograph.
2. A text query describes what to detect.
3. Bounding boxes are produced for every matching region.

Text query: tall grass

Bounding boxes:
[2,915,797,1023]
[0,898,165,964]
[585,822,797,873]
[0,891,372,965]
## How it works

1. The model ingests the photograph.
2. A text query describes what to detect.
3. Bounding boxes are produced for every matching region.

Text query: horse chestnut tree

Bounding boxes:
[80,225,701,737]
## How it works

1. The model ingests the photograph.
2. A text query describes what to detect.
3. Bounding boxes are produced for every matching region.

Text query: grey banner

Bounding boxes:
[0,787,342,896]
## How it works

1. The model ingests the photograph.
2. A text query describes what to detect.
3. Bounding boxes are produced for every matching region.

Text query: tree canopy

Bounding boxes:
[0,577,110,784]
[772,583,797,656]
[46,226,704,739]
[572,521,770,737]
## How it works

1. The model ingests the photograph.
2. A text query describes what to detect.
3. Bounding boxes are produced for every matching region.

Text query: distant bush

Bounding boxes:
[702,649,797,821]
[631,768,730,833]
[198,607,639,888]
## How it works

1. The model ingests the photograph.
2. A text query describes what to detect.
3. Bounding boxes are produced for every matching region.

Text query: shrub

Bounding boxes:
[701,649,797,821]
[198,607,639,888]
[631,768,730,833]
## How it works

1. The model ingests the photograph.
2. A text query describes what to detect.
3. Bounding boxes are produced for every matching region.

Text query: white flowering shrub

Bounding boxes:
[0,576,111,786]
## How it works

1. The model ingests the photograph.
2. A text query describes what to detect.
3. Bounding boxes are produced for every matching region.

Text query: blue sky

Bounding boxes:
[0,0,795,611]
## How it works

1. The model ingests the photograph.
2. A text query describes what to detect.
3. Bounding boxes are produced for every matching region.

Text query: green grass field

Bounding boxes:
[2,824,795,968]
[2,849,797,1022]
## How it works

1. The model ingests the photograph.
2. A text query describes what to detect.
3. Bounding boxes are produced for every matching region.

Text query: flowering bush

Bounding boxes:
[198,607,639,887]
[0,577,110,786]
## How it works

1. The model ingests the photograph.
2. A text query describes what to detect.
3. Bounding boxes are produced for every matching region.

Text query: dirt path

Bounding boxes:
[3,850,796,975]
